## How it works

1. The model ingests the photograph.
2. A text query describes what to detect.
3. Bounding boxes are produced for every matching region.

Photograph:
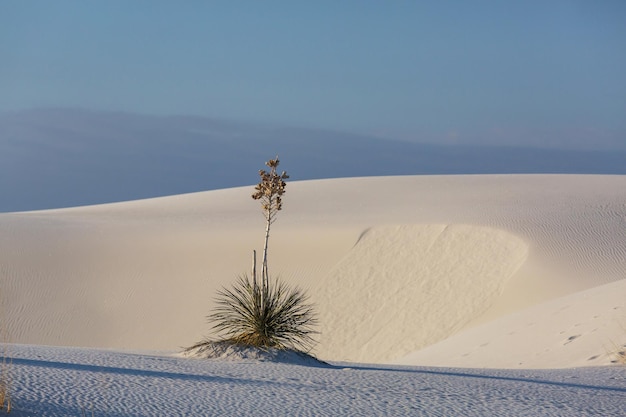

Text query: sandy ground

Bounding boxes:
[1,174,626,368]
[5,344,625,417]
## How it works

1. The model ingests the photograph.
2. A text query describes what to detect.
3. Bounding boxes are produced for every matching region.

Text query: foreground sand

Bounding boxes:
[6,344,625,417]
[1,174,625,368]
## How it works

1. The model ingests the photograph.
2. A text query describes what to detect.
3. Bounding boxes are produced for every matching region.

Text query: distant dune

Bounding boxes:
[2,108,626,212]
[2,174,625,369]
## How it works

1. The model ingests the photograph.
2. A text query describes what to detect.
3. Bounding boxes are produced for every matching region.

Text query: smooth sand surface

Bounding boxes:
[1,174,625,368]
[396,278,626,368]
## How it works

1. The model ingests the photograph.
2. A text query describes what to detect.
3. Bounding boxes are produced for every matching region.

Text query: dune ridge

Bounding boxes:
[1,174,625,367]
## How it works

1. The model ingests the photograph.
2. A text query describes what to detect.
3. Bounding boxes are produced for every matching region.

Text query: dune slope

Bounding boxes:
[1,174,625,367]
[316,224,528,363]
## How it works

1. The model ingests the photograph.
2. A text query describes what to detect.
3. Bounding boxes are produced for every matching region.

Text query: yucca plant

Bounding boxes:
[251,155,289,289]
[187,156,317,356]
[208,274,316,351]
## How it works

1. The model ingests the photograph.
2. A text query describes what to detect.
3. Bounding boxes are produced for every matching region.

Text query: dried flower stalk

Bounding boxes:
[251,155,289,289]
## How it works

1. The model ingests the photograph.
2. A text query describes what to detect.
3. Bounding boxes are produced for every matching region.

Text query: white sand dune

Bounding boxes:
[316,224,528,363]
[1,174,626,369]
[397,278,626,369]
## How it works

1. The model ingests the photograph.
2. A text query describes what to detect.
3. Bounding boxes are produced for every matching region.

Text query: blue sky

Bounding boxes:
[1,1,625,149]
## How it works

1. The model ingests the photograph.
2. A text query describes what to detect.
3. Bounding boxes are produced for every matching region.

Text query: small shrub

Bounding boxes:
[208,275,316,351]
[0,351,11,413]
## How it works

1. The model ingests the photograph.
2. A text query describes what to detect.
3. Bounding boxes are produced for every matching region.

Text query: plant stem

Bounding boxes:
[262,195,272,290]
[252,250,257,288]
